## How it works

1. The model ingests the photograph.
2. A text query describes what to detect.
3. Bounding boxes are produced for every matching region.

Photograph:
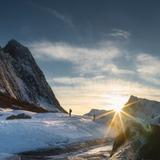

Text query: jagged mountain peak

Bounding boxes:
[127,95,159,105]
[3,39,32,60]
[0,39,65,113]
[127,95,139,104]
[4,39,24,52]
[124,95,160,121]
[5,39,21,46]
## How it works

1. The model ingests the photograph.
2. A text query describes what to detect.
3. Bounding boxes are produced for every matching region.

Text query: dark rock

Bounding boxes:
[0,92,49,113]
[138,125,160,160]
[6,113,31,120]
[110,122,160,160]
[11,105,21,110]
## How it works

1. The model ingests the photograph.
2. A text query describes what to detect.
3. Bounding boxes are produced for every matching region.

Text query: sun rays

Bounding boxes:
[95,98,143,137]
[106,94,128,113]
[95,110,115,120]
[113,106,122,112]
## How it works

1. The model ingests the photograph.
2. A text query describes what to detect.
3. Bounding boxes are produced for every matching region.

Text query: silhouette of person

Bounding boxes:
[69,108,72,117]
[93,114,96,121]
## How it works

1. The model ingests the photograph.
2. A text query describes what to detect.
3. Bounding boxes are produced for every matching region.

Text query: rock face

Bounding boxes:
[0,39,65,112]
[110,122,160,160]
[124,95,160,122]
[6,113,31,120]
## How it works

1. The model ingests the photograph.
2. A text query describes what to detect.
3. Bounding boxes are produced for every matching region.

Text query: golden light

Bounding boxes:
[113,105,122,112]
[107,95,128,113]
[96,95,143,137]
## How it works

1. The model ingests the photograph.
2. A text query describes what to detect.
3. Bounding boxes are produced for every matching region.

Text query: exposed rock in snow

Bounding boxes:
[0,40,65,112]
[6,113,31,120]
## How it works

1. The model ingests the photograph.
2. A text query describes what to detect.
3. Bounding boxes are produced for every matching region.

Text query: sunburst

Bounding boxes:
[106,95,128,113]
[96,97,143,137]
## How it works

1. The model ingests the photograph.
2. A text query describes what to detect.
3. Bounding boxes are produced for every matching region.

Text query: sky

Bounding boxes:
[0,0,160,114]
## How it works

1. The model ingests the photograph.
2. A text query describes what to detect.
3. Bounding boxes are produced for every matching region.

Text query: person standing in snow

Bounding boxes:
[93,114,96,121]
[69,108,72,117]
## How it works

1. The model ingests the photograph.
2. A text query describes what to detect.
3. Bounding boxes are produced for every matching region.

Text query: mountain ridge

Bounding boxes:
[0,39,65,112]
[124,95,160,121]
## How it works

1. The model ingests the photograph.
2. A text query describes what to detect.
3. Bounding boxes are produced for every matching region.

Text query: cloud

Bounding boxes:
[29,40,133,76]
[50,76,160,96]
[109,29,130,39]
[136,53,160,75]
[136,53,160,84]
[103,64,134,75]
[29,39,160,87]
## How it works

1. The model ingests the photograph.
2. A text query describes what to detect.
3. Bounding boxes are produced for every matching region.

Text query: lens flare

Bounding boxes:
[106,95,128,112]
[113,106,122,112]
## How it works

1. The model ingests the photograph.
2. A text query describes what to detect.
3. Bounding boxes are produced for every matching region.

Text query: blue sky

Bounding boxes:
[0,0,160,114]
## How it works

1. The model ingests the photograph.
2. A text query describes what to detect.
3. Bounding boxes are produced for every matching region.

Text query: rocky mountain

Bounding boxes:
[0,39,65,112]
[123,95,160,122]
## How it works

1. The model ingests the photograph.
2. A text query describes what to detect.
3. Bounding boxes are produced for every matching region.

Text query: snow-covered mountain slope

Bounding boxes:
[0,40,65,112]
[123,95,160,122]
[0,109,107,154]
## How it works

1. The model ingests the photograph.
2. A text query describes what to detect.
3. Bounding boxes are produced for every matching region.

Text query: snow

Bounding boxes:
[0,109,108,154]
[37,97,60,112]
[79,145,112,156]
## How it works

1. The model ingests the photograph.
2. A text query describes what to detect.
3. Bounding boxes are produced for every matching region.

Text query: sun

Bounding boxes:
[107,95,128,113]
[113,105,122,112]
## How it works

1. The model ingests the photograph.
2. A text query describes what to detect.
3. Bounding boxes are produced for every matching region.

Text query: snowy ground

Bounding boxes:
[0,108,110,158]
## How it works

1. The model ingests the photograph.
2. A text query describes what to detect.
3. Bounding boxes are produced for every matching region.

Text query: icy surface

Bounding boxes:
[0,109,107,154]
